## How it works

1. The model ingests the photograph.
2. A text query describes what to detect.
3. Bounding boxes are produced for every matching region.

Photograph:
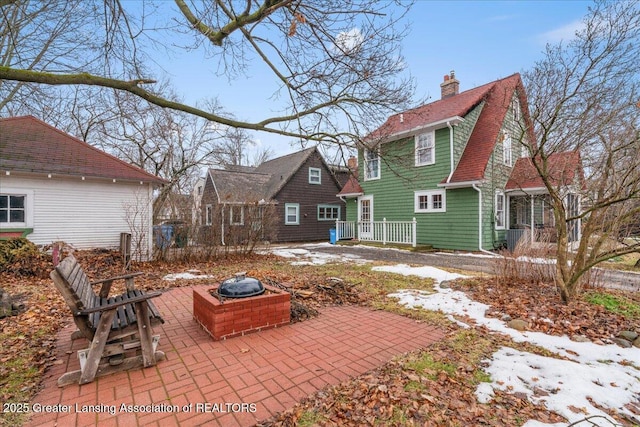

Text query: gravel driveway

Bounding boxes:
[285,243,640,292]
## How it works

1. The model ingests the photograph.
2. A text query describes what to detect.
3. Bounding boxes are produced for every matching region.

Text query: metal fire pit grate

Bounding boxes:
[217,272,265,298]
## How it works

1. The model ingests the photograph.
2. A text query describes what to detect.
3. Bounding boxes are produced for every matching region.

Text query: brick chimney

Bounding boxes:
[440,70,459,99]
[347,156,358,178]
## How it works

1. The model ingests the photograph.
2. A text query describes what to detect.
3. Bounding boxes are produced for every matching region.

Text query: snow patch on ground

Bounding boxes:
[162,271,214,281]
[382,263,640,426]
[270,246,369,265]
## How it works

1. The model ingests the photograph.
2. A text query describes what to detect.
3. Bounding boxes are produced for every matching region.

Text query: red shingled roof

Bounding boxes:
[337,175,363,197]
[369,81,494,141]
[505,151,584,191]
[448,74,534,183]
[0,116,165,184]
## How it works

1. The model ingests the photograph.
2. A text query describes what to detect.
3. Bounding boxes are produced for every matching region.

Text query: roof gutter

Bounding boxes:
[369,116,464,145]
[438,179,482,189]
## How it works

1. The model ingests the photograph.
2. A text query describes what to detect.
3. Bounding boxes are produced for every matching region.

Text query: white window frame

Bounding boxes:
[285,203,300,225]
[308,167,321,184]
[414,190,446,213]
[513,97,521,122]
[229,205,244,225]
[317,204,341,221]
[495,192,506,230]
[0,190,34,228]
[503,132,512,167]
[415,131,435,166]
[364,148,380,181]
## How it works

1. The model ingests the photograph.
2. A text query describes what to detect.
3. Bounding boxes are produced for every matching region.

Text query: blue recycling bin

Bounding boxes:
[329,228,337,244]
[154,224,173,249]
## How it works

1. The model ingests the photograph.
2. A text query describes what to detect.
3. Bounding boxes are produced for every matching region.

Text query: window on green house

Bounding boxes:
[414,190,446,213]
[495,192,505,229]
[503,132,512,167]
[364,148,380,180]
[415,131,435,166]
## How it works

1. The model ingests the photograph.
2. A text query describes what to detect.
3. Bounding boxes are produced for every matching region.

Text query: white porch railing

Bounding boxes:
[335,218,416,247]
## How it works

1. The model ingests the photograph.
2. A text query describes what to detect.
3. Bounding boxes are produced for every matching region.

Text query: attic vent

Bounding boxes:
[400,113,404,123]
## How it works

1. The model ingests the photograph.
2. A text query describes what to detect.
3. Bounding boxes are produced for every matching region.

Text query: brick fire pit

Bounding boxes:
[193,284,291,340]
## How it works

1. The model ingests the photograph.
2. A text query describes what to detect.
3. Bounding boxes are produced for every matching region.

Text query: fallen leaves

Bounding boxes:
[452,277,639,343]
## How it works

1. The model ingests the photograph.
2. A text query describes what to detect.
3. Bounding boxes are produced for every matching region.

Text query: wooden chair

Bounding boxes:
[50,255,165,386]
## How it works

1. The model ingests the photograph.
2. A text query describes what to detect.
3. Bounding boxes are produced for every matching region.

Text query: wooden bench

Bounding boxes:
[50,255,165,386]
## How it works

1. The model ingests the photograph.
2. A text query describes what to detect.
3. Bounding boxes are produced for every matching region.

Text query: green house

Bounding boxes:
[337,72,582,252]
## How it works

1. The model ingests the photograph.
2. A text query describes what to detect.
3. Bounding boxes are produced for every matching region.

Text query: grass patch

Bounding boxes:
[297,410,325,426]
[601,251,640,271]
[404,380,427,393]
[405,353,456,380]
[584,291,640,319]
[0,352,43,426]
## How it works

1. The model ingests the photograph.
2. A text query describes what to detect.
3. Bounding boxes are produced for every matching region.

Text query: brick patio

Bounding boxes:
[28,285,445,427]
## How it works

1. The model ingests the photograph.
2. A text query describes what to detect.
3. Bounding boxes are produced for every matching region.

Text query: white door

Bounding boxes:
[358,196,373,239]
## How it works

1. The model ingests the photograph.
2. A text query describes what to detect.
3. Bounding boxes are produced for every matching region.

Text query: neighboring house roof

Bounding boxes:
[0,115,165,184]
[337,175,363,197]
[209,169,271,203]
[253,147,318,198]
[208,146,338,203]
[505,151,584,191]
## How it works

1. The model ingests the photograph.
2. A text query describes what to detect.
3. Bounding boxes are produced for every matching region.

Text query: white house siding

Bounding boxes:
[0,174,154,260]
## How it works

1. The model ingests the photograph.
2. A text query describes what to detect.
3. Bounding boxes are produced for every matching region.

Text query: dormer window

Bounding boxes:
[415,131,435,166]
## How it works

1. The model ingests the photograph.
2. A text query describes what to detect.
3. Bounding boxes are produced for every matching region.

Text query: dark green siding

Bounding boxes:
[359,124,481,250]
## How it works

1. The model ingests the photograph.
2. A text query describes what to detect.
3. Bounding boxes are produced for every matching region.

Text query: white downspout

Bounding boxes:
[221,204,225,246]
[446,121,455,183]
[472,183,497,256]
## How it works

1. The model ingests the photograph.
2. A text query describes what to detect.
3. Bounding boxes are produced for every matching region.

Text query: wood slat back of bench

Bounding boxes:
[53,255,97,312]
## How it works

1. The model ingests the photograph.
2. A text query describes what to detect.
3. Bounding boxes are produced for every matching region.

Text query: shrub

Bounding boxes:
[0,238,49,277]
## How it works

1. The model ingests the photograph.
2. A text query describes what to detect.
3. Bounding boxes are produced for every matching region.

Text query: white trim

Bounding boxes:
[414,190,446,213]
[370,116,464,144]
[357,195,374,239]
[438,180,483,189]
[337,192,363,198]
[284,203,299,225]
